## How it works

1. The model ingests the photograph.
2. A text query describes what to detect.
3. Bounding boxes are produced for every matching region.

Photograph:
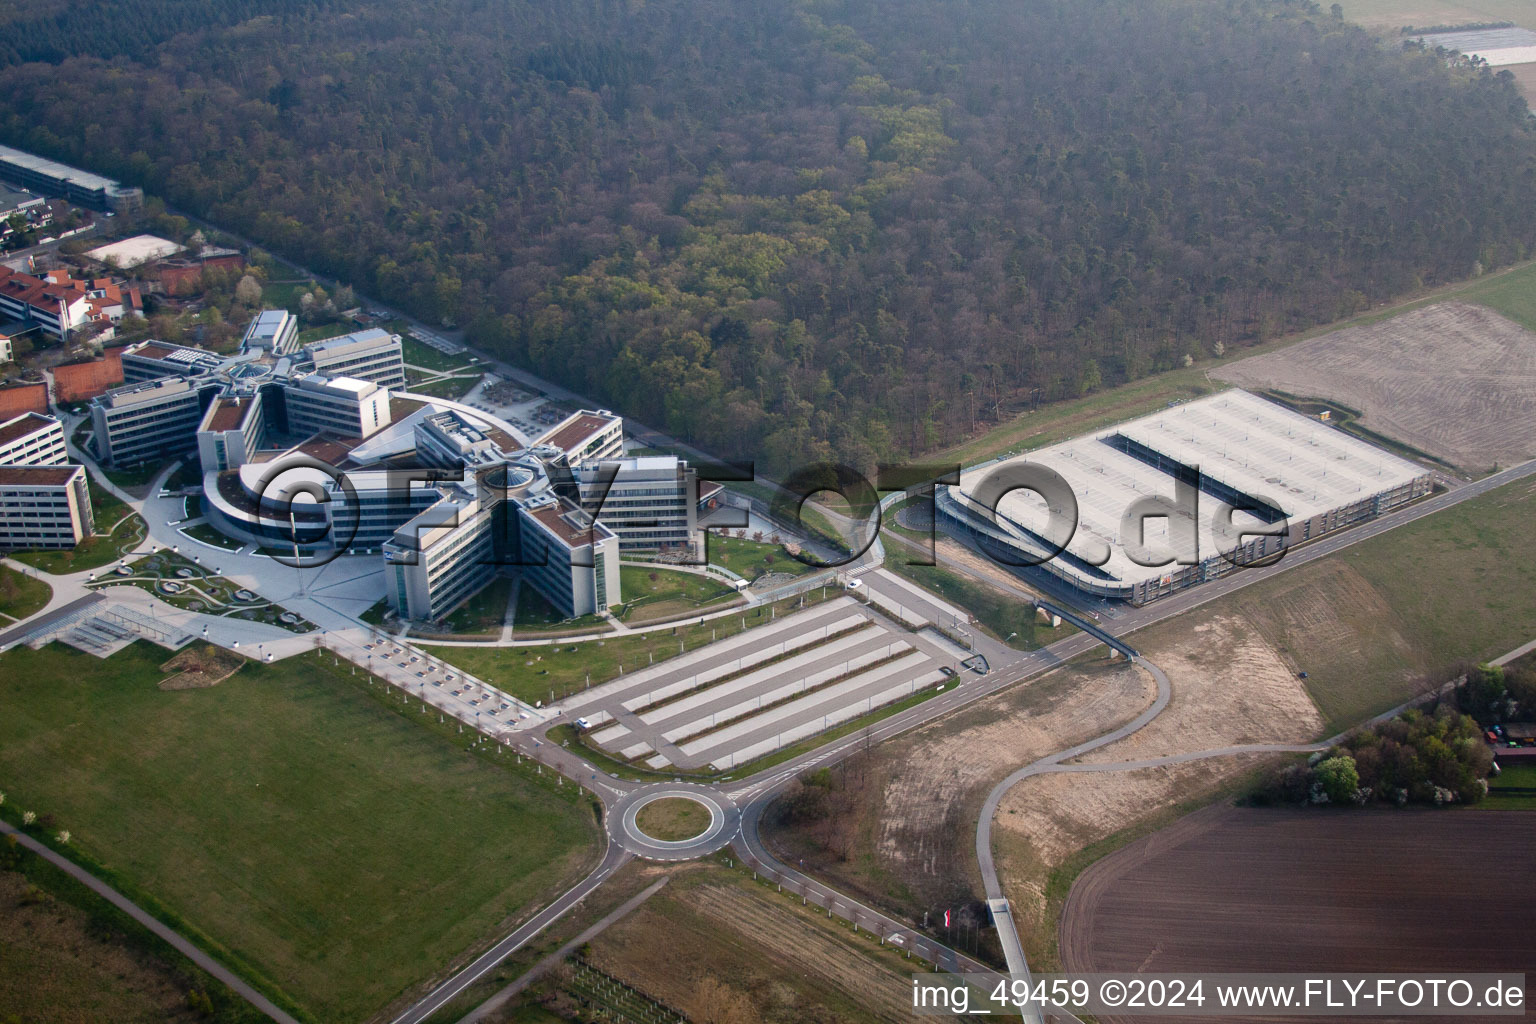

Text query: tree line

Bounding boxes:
[2,0,1534,472]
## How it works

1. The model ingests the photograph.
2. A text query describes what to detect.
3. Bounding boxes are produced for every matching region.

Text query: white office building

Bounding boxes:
[90,377,208,467]
[196,393,266,474]
[240,309,300,354]
[0,412,67,467]
[301,328,406,388]
[283,375,392,440]
[0,464,93,550]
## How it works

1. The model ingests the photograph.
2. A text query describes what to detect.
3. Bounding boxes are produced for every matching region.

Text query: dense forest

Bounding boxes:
[3,0,1535,471]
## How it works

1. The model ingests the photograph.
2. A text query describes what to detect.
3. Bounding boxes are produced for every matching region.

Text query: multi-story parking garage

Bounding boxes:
[940,389,1433,605]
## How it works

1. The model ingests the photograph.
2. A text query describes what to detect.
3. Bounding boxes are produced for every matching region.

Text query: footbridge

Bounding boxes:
[1034,599,1137,660]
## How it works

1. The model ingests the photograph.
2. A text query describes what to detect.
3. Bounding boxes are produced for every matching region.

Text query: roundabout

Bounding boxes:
[610,784,740,861]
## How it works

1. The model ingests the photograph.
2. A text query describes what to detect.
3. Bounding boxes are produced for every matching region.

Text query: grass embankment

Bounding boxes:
[0,563,51,620]
[617,565,738,624]
[512,584,610,635]
[401,335,474,373]
[0,641,601,1022]
[430,589,839,706]
[882,556,1040,650]
[703,534,816,580]
[437,576,513,636]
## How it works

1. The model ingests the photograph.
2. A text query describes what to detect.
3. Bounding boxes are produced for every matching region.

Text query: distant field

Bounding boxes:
[1339,0,1536,31]
[1062,805,1536,992]
[0,642,599,1022]
[1216,301,1536,472]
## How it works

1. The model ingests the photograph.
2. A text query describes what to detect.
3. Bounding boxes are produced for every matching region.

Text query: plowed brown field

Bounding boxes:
[1062,805,1536,1023]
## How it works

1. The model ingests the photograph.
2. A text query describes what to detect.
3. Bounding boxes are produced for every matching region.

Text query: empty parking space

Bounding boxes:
[566,596,968,771]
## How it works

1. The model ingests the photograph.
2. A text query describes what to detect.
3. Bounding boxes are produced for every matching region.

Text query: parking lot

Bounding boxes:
[562,597,969,770]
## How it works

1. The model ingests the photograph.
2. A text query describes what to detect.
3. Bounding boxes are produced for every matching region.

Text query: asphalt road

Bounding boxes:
[387,843,633,1024]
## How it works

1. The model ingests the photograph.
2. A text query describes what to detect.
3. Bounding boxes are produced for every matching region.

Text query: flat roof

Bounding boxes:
[0,143,122,192]
[537,411,619,455]
[291,373,378,397]
[953,389,1429,590]
[305,327,396,356]
[98,376,194,406]
[0,464,78,486]
[527,498,613,549]
[85,235,184,269]
[203,395,258,433]
[0,411,56,448]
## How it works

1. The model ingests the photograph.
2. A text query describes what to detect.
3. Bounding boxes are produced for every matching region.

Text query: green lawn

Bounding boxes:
[0,642,600,1022]
[401,335,473,373]
[404,373,481,400]
[1484,762,1536,809]
[10,513,146,574]
[296,321,354,345]
[704,535,816,580]
[431,590,835,705]
[259,279,316,313]
[0,563,51,620]
[101,461,165,494]
[438,576,513,635]
[617,565,737,623]
[511,584,610,635]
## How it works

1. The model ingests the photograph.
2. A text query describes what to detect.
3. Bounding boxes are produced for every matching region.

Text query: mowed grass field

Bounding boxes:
[0,642,600,1022]
[1217,476,1536,733]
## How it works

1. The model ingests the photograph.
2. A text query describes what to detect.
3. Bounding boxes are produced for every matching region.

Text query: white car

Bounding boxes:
[845,578,863,591]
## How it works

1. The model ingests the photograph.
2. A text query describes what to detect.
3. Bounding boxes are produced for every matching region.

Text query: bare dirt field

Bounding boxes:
[1061,804,1536,1023]
[762,656,1154,922]
[1073,613,1322,764]
[1214,301,1536,471]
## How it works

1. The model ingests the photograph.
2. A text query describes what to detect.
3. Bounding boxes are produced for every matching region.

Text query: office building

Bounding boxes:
[196,393,266,474]
[0,464,93,550]
[0,143,144,213]
[283,375,392,440]
[572,454,697,553]
[535,409,623,466]
[89,377,208,467]
[301,328,406,388]
[121,340,224,383]
[241,309,300,355]
[0,412,67,467]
